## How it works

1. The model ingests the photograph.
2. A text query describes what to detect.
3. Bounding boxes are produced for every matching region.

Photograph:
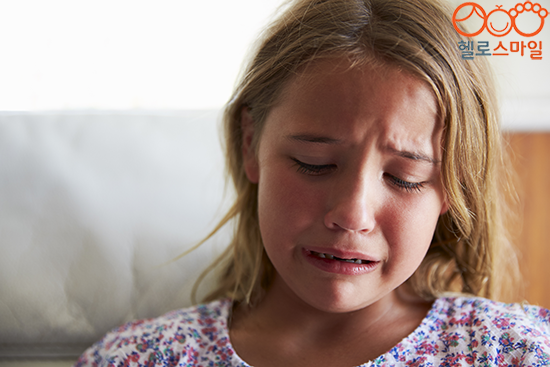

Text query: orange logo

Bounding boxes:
[453,1,548,37]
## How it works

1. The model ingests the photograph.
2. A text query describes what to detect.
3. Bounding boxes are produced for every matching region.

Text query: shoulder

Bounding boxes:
[74,298,240,367]
[416,296,550,366]
[432,296,550,335]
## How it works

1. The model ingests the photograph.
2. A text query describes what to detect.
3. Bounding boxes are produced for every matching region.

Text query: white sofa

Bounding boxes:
[0,111,231,365]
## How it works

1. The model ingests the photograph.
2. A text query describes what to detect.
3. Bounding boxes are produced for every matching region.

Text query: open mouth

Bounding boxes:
[310,250,372,265]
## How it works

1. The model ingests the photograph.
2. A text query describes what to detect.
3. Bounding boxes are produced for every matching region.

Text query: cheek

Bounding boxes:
[257,166,324,246]
[381,195,442,270]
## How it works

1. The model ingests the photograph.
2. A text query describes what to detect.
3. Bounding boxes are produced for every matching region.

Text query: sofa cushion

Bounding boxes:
[0,110,228,359]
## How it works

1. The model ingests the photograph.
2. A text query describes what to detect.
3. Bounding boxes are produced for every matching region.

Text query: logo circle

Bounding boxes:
[510,1,547,37]
[452,2,487,37]
[486,7,513,36]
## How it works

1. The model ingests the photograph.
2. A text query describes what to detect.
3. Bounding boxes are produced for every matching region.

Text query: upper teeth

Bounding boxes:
[312,251,368,264]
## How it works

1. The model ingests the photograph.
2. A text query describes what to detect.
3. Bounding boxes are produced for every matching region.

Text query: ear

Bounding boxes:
[241,107,260,183]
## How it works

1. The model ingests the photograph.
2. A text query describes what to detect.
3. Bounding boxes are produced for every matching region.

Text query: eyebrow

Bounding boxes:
[386,146,440,164]
[286,134,439,164]
[286,134,342,144]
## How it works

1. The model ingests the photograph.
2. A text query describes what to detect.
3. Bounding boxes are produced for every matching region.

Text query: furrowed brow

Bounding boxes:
[387,146,440,164]
[286,134,342,144]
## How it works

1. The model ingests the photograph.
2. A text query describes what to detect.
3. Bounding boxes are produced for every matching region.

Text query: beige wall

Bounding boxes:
[507,133,550,309]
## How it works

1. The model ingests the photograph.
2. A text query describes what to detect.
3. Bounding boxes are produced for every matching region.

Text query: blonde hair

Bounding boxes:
[194,0,520,305]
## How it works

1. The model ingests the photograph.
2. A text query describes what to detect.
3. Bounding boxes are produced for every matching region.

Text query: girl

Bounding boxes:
[76,0,550,366]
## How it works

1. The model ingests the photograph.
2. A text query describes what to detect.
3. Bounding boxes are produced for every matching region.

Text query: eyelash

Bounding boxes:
[293,158,425,193]
[386,174,425,193]
[292,158,335,175]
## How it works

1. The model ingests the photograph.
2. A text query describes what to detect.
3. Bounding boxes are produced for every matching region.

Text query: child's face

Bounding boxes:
[243,59,448,313]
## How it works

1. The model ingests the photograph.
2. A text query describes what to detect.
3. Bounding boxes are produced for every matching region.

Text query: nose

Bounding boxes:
[323,171,376,233]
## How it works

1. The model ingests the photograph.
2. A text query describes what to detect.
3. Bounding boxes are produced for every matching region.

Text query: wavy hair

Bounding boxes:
[193,0,520,305]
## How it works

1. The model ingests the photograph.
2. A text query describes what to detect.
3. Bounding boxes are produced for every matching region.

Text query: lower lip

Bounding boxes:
[302,249,380,275]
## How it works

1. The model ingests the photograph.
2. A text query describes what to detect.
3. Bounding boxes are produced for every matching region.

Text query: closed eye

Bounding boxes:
[385,173,425,193]
[292,158,335,176]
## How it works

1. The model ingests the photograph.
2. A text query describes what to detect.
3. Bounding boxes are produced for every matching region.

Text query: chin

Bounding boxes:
[298,283,383,314]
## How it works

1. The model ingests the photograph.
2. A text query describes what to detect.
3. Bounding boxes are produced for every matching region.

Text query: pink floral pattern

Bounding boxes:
[75,297,550,366]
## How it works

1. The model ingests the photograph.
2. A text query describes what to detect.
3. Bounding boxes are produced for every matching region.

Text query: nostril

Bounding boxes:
[324,174,376,232]
[324,208,375,233]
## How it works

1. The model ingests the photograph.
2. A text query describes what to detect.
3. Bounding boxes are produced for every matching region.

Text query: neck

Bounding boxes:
[230,275,433,366]
[253,275,399,335]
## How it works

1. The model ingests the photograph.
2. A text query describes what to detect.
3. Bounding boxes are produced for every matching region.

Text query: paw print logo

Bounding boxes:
[453,1,547,37]
[509,1,548,37]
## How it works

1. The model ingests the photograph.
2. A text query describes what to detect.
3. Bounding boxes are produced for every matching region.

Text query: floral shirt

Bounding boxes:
[75,297,550,367]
